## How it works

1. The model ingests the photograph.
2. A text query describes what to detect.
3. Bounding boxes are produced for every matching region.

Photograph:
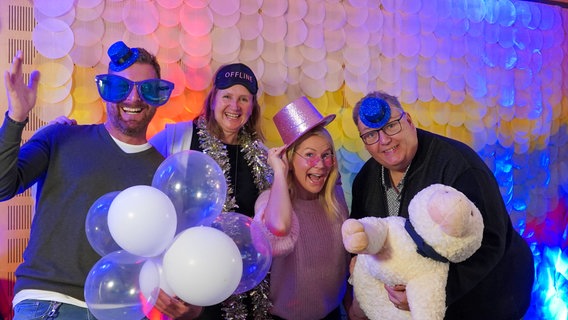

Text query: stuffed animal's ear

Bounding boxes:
[427,189,472,237]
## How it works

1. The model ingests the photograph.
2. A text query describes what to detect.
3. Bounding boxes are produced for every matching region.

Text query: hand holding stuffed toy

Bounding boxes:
[342,184,484,320]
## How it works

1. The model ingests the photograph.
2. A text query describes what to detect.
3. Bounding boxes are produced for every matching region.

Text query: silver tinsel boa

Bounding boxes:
[196,116,273,319]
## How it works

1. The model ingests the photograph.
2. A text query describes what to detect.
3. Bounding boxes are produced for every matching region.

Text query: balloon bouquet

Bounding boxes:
[84,150,272,320]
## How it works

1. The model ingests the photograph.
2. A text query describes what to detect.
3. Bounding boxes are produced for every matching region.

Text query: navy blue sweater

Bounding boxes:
[0,116,164,301]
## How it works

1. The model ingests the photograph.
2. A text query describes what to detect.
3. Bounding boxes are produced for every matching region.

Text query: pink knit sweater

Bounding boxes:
[254,186,350,319]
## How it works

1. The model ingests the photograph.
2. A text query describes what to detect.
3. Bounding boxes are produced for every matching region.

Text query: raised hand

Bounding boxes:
[4,51,40,122]
[267,146,288,177]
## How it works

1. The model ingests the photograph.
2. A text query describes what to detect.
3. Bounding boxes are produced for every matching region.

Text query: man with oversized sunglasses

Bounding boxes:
[0,41,201,319]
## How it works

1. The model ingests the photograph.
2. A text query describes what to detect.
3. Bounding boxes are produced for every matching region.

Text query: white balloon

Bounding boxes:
[108,185,177,257]
[163,226,243,306]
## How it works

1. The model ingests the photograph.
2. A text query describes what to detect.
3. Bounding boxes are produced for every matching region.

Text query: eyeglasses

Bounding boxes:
[359,112,406,145]
[294,151,335,167]
[95,74,174,107]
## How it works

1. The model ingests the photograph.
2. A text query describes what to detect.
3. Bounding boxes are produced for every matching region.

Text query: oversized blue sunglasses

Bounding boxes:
[95,74,174,107]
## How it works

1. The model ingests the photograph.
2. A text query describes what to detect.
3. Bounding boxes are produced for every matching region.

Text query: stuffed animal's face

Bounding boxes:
[409,184,484,263]
[427,188,475,237]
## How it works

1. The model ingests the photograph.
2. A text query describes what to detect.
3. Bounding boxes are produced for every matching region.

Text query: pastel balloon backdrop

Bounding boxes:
[162,226,242,306]
[18,1,568,318]
[84,250,160,320]
[107,185,177,258]
[211,212,272,294]
[152,150,227,232]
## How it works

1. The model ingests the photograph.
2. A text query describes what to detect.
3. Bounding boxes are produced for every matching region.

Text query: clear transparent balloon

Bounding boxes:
[85,191,122,256]
[211,211,272,294]
[84,250,160,320]
[152,150,227,232]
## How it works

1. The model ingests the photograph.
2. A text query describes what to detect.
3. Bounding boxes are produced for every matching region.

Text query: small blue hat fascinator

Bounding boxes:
[358,96,392,128]
[108,41,139,72]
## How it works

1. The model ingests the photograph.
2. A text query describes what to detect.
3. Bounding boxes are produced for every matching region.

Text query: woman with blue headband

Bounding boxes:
[149,63,273,319]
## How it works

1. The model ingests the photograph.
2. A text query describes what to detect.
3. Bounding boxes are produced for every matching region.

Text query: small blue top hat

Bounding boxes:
[108,41,139,72]
[358,96,392,128]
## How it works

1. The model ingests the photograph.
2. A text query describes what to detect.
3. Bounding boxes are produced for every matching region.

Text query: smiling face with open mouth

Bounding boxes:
[211,84,254,144]
[291,134,335,199]
[357,111,418,173]
[104,63,158,143]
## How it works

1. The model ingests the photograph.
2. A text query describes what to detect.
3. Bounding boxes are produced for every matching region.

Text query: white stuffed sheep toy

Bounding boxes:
[342,184,484,320]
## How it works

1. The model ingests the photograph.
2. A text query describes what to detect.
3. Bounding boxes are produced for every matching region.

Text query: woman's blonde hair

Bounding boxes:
[286,126,343,220]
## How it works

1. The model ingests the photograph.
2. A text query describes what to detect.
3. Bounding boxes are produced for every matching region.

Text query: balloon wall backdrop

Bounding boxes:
[24,0,568,319]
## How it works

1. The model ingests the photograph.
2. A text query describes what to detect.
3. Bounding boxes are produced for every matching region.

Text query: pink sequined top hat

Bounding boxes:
[273,96,336,148]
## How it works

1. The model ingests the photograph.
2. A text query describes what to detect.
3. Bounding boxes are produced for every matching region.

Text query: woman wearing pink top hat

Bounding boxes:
[254,97,350,319]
